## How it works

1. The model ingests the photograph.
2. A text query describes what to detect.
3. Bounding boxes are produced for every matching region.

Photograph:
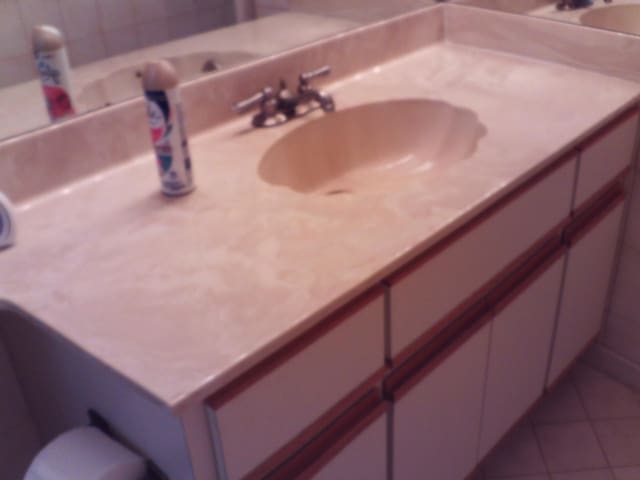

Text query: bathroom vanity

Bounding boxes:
[1,4,640,480]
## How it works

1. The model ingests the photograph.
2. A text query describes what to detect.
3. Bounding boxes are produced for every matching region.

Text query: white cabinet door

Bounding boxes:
[548,203,625,386]
[393,324,490,480]
[479,258,564,458]
[389,159,575,360]
[312,414,387,480]
[208,292,385,480]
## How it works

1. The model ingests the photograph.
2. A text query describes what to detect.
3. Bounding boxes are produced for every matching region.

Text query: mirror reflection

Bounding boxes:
[0,0,436,141]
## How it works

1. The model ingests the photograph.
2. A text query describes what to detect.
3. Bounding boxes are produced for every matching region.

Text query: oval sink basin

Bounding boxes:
[581,5,640,35]
[259,99,486,195]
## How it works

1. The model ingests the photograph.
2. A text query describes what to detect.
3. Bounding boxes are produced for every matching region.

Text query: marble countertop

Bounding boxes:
[1,33,639,411]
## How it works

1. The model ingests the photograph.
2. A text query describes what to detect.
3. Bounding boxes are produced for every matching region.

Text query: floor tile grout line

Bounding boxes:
[530,417,552,476]
[532,415,640,427]
[570,373,615,470]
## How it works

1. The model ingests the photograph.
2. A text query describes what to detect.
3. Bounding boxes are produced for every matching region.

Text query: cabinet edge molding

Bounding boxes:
[387,151,576,287]
[258,389,387,480]
[207,286,385,409]
[240,368,386,480]
[578,105,639,151]
[566,177,626,246]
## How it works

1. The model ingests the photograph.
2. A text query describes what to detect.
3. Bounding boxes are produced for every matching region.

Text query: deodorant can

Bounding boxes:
[142,60,195,196]
[32,25,76,121]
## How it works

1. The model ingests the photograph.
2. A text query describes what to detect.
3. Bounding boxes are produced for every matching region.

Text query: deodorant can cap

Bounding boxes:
[32,25,65,53]
[0,192,15,249]
[142,60,179,91]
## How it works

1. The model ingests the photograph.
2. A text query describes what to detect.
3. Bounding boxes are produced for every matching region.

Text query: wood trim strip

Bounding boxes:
[488,237,566,317]
[208,286,384,409]
[566,184,626,247]
[384,308,492,402]
[579,106,639,151]
[570,167,628,221]
[390,283,489,368]
[267,395,388,480]
[391,219,568,368]
[387,151,576,286]
[243,367,386,480]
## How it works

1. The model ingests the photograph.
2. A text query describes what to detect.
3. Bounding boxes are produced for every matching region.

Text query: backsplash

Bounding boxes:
[0,5,445,204]
[0,0,236,88]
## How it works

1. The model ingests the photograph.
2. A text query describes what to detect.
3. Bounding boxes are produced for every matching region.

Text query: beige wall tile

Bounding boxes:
[551,471,614,480]
[164,0,196,15]
[0,0,29,57]
[0,54,37,87]
[97,0,136,30]
[610,245,640,324]
[168,12,198,40]
[602,312,640,366]
[613,466,640,480]
[571,363,640,420]
[60,0,101,41]
[535,422,608,472]
[531,379,587,425]
[137,19,169,47]
[67,33,108,65]
[18,0,65,31]
[483,421,547,477]
[104,26,140,56]
[133,0,168,20]
[593,419,640,467]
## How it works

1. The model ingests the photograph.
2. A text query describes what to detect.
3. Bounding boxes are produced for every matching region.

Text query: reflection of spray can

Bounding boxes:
[143,60,195,196]
[32,25,75,121]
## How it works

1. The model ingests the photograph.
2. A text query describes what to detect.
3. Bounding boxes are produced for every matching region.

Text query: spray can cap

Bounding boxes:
[0,192,15,249]
[32,25,65,53]
[142,60,179,91]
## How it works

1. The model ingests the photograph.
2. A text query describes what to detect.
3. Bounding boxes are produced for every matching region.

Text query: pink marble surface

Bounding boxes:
[1,6,640,411]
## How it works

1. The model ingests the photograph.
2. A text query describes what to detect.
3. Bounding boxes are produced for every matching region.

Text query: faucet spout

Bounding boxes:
[232,65,336,128]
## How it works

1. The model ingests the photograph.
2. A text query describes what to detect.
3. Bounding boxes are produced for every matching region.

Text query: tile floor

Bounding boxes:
[478,362,640,480]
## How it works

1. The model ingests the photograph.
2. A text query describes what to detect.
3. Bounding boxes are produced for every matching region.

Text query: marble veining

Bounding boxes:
[1,7,640,411]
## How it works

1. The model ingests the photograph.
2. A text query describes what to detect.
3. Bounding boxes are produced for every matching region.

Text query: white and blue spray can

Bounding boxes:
[142,60,195,196]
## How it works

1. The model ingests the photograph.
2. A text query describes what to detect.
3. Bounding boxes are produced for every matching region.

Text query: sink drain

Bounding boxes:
[325,188,352,196]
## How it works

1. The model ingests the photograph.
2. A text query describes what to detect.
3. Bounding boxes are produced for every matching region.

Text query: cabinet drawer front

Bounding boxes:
[210,293,385,480]
[576,112,638,207]
[390,159,575,359]
[548,203,624,386]
[312,414,387,480]
[393,324,490,480]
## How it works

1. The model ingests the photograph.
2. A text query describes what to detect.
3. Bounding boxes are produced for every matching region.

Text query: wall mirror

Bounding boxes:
[0,0,440,141]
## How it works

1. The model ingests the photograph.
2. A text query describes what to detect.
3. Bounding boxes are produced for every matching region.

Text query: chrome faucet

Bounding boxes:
[556,0,611,10]
[233,66,335,128]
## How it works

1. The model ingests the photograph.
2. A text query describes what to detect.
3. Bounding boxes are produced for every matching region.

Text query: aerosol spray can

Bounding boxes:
[32,25,76,121]
[142,60,195,196]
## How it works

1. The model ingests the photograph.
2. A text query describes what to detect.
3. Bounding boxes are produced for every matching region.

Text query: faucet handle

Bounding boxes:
[299,65,332,86]
[232,86,276,113]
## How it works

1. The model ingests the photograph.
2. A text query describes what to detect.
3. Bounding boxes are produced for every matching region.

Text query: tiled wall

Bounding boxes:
[0,0,236,88]
[0,337,40,479]
[600,166,640,376]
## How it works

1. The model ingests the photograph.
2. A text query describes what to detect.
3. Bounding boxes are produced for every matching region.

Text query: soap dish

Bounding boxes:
[0,192,15,249]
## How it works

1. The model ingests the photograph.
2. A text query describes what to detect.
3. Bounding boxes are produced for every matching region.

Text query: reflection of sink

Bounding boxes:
[77,51,257,110]
[259,99,486,195]
[581,5,640,35]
